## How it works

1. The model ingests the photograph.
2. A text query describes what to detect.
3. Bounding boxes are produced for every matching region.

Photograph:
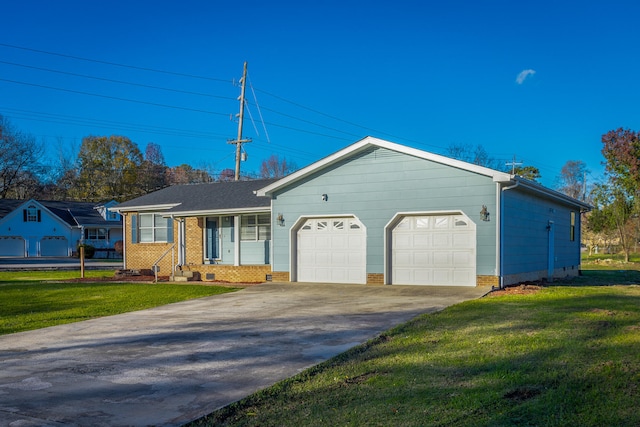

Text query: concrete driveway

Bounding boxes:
[0,283,489,426]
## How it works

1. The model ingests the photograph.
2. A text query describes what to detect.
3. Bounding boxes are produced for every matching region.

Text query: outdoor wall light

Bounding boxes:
[480,205,490,222]
[277,213,285,226]
[322,194,328,201]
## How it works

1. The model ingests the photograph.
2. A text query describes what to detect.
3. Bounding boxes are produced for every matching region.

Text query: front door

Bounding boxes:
[205,218,219,261]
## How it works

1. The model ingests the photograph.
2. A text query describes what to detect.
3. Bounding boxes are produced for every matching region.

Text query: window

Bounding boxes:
[85,228,108,240]
[570,211,576,242]
[107,209,120,221]
[23,205,41,222]
[137,213,172,243]
[241,214,271,241]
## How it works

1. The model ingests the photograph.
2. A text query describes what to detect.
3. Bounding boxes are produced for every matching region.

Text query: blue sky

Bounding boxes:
[2,1,639,188]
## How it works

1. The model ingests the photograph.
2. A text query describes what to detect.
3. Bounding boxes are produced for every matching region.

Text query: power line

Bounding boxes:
[0,60,236,101]
[0,43,232,83]
[1,107,229,140]
[0,78,230,117]
[1,43,475,166]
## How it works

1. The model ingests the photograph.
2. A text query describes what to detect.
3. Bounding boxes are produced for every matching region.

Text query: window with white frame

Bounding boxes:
[241,214,271,241]
[25,205,39,222]
[139,213,171,243]
[85,228,108,240]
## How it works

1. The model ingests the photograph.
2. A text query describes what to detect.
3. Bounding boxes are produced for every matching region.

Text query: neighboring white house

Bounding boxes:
[0,199,123,258]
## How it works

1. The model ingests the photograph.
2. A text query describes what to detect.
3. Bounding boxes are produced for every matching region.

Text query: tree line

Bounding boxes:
[0,114,296,202]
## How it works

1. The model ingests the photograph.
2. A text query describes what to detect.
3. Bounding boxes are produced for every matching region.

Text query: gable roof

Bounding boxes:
[114,179,277,216]
[257,136,591,211]
[0,199,121,227]
[257,136,513,196]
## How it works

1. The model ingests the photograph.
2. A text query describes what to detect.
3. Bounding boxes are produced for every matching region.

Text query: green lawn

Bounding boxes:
[189,269,640,427]
[0,270,238,335]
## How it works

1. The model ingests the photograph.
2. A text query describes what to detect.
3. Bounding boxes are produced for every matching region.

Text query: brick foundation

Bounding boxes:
[367,273,385,285]
[476,275,500,287]
[196,264,271,283]
[270,271,291,282]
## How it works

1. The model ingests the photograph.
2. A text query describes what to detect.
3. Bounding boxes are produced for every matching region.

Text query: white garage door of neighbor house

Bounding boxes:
[297,217,366,284]
[0,236,25,257]
[41,236,69,257]
[392,214,476,286]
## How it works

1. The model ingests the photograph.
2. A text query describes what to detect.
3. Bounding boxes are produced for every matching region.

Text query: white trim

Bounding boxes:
[111,203,180,213]
[257,136,513,196]
[165,207,270,217]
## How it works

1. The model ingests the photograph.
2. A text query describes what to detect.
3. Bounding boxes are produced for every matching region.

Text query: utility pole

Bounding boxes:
[506,155,522,175]
[228,61,251,181]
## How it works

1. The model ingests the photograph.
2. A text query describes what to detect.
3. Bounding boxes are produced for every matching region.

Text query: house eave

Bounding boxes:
[163,206,271,218]
[111,203,180,213]
[502,176,592,211]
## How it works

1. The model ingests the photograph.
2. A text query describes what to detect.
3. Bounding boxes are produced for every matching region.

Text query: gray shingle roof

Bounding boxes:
[0,199,118,227]
[115,179,276,214]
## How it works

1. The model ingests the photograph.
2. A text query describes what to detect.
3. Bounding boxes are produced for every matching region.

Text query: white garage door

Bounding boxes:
[392,214,476,286]
[297,217,366,284]
[41,236,69,257]
[0,236,25,257]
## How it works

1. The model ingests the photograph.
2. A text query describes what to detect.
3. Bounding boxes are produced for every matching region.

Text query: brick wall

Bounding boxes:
[476,275,500,287]
[197,264,271,283]
[185,217,203,264]
[367,273,384,285]
[270,271,290,282]
[124,212,177,273]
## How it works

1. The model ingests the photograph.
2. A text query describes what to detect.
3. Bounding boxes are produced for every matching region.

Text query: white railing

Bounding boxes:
[152,244,176,283]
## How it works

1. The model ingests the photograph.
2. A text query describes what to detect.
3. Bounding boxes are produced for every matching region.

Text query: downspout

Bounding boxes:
[499,179,520,289]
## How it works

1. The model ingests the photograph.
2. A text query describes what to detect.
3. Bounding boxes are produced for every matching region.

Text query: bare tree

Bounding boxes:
[0,115,45,199]
[557,160,588,200]
[446,143,502,169]
[140,142,168,193]
[260,154,296,179]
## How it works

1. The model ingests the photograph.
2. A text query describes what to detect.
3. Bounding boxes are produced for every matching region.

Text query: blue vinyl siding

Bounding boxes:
[271,147,498,276]
[501,188,582,276]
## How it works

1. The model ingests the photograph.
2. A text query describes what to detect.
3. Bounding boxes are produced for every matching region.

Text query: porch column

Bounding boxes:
[234,215,241,266]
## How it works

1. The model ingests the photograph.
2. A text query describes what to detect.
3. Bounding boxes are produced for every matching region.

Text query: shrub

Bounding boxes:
[77,244,95,259]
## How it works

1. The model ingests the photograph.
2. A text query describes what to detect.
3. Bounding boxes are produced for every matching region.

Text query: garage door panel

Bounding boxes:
[0,236,25,257]
[412,234,430,247]
[432,251,452,266]
[433,269,452,283]
[41,237,68,257]
[347,235,365,248]
[433,233,451,247]
[393,251,413,266]
[392,214,476,286]
[412,252,432,265]
[453,233,474,247]
[297,217,366,284]
[453,251,473,266]
[453,269,474,284]
[393,234,412,249]
[413,269,433,283]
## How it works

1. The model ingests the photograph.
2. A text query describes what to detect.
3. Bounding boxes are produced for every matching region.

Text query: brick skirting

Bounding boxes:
[196,264,272,283]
